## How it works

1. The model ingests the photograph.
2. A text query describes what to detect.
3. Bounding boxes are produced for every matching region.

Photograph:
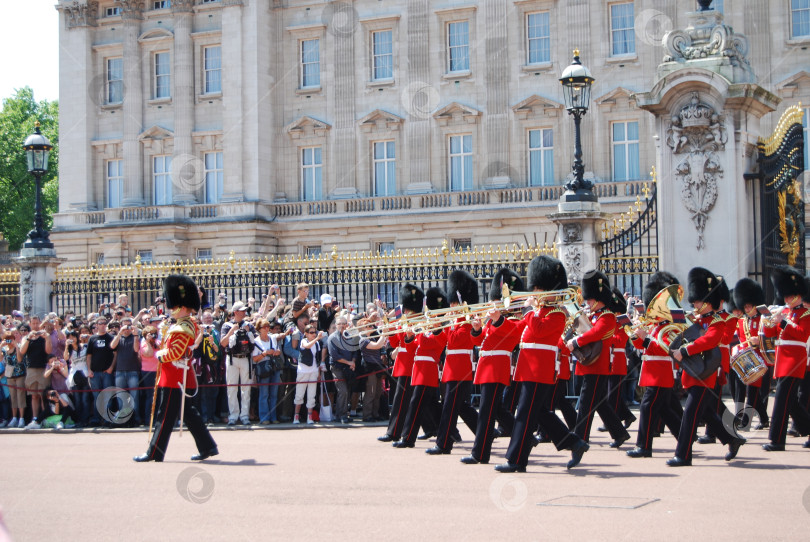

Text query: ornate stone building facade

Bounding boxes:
[52,0,809,267]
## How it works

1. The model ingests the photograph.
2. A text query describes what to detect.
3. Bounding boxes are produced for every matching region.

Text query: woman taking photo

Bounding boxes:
[64,327,92,426]
[2,330,26,428]
[294,324,326,425]
[139,325,160,427]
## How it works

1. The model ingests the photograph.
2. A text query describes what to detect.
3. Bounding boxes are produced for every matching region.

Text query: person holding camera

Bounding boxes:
[19,316,53,429]
[64,327,92,426]
[138,325,161,426]
[43,386,77,430]
[85,318,115,427]
[252,318,287,424]
[111,317,142,427]
[2,331,25,428]
[192,310,221,425]
[294,324,327,424]
[220,302,256,426]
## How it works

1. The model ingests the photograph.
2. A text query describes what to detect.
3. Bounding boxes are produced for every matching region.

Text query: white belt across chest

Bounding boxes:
[776,340,808,348]
[446,349,473,356]
[479,350,512,357]
[520,343,558,352]
[414,356,438,363]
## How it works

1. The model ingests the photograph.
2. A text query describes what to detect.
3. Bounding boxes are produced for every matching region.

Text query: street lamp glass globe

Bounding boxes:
[559,50,594,113]
[23,125,53,174]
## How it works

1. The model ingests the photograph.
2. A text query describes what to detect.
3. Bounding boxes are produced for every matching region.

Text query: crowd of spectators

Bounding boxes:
[0,285,395,430]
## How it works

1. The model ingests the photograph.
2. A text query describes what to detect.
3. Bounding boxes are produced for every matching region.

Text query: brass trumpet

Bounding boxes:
[500,286,579,311]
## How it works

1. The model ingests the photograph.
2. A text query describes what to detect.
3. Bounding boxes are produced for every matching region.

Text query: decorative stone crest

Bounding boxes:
[171,0,195,13]
[563,246,583,281]
[563,223,582,243]
[663,19,749,67]
[666,93,726,250]
[62,1,99,28]
[116,0,144,20]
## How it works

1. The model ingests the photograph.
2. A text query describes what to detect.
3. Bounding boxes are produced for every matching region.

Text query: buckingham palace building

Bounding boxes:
[51,0,810,266]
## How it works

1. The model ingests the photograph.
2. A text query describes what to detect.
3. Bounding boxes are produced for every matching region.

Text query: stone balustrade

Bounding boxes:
[52,180,648,230]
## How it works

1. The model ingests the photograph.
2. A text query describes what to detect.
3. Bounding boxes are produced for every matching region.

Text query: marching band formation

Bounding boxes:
[376,255,810,471]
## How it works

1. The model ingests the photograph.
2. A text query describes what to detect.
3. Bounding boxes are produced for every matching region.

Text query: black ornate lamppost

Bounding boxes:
[22,122,54,249]
[697,0,714,10]
[559,49,596,202]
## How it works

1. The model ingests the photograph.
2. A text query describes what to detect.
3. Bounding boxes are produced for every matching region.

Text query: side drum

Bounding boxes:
[730,347,768,385]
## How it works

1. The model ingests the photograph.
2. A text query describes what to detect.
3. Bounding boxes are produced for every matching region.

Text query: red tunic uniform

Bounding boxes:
[442,320,484,383]
[574,309,616,376]
[156,316,198,390]
[610,327,629,376]
[774,306,810,379]
[680,313,724,389]
[634,323,676,388]
[389,331,418,378]
[513,307,566,384]
[735,313,778,388]
[475,317,525,386]
[410,330,447,387]
[557,336,572,381]
[717,310,737,375]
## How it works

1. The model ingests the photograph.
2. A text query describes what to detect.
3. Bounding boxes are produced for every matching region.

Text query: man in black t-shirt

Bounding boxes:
[19,316,53,429]
[86,318,116,426]
[111,317,142,426]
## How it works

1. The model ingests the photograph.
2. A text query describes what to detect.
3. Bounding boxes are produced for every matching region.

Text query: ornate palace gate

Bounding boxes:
[599,172,659,295]
[745,105,806,301]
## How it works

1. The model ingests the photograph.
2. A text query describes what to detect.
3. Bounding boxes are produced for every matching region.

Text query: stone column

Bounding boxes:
[120,0,146,207]
[482,0,511,188]
[329,1,358,199]
[171,0,197,204]
[57,1,96,211]
[220,1,245,203]
[16,247,65,318]
[404,0,433,194]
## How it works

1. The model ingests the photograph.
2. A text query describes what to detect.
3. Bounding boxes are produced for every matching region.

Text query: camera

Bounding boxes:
[155,297,166,305]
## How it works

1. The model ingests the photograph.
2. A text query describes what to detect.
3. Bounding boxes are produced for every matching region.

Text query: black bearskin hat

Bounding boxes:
[581,270,614,306]
[426,287,449,311]
[608,286,627,314]
[687,267,723,308]
[770,265,807,301]
[489,268,525,301]
[733,278,765,310]
[716,275,730,303]
[400,283,425,314]
[803,278,810,303]
[164,274,201,312]
[527,255,567,291]
[642,271,680,309]
[725,289,739,313]
[446,270,479,305]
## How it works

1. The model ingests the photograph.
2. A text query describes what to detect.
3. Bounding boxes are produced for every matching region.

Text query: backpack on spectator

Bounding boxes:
[201,337,219,366]
[230,327,252,358]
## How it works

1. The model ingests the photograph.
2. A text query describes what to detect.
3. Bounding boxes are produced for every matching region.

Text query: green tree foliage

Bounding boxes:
[0,87,58,250]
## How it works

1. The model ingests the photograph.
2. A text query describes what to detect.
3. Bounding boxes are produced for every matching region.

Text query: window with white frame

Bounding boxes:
[154,51,170,99]
[447,21,470,72]
[376,242,398,305]
[203,46,221,94]
[612,121,640,181]
[528,129,554,186]
[527,12,550,65]
[372,30,393,81]
[107,57,123,104]
[793,0,810,38]
[94,252,105,266]
[152,1,170,9]
[449,134,473,191]
[153,155,173,205]
[301,147,323,201]
[301,39,320,88]
[105,6,121,17]
[196,248,213,261]
[107,159,123,208]
[200,0,221,3]
[373,141,396,196]
[204,151,223,204]
[137,250,153,263]
[610,2,635,56]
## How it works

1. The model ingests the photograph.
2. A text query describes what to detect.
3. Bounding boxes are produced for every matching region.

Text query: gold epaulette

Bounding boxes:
[168,317,196,339]
[547,308,566,316]
[797,309,810,320]
[710,315,725,326]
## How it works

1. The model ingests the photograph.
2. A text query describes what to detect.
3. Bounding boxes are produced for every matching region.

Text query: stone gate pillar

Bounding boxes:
[633,8,779,283]
[16,246,65,317]
[549,200,610,284]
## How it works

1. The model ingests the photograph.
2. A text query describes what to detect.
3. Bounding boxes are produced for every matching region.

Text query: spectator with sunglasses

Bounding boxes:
[294,324,326,424]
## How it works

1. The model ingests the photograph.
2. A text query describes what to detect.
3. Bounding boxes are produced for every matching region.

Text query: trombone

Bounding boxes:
[500,285,579,310]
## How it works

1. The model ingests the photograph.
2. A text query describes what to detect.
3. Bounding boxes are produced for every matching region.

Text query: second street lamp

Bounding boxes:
[559,49,596,202]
